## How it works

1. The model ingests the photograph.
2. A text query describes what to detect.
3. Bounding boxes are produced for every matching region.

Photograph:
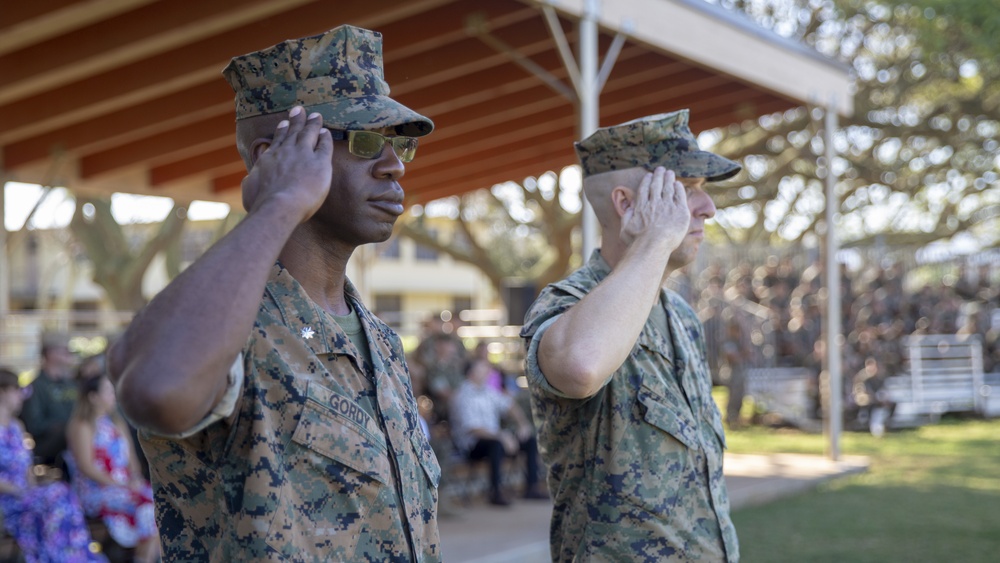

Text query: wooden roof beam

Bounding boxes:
[403,93,791,200]
[0,0,460,144]
[420,64,714,147]
[3,8,566,162]
[149,147,244,187]
[3,81,233,168]
[152,72,764,189]
[135,56,703,186]
[0,0,157,56]
[375,0,537,61]
[0,0,319,106]
[79,115,234,178]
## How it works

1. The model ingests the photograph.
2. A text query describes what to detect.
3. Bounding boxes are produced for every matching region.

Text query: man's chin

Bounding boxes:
[371,222,397,244]
[669,239,700,269]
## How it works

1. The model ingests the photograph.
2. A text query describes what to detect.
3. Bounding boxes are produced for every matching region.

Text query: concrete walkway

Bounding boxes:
[439,452,869,562]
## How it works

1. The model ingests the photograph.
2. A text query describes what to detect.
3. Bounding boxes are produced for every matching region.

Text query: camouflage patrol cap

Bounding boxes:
[223,25,433,137]
[575,109,740,181]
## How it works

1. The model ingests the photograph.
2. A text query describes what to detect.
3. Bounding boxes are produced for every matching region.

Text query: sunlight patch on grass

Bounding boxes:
[729,416,1000,563]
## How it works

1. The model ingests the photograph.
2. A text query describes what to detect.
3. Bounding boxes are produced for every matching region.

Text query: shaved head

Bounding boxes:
[582,167,647,228]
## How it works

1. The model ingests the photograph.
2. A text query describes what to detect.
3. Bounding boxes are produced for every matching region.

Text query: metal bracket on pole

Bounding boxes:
[472,2,632,259]
[543,0,620,259]
[466,13,577,102]
[541,5,582,96]
[541,5,627,96]
[597,31,627,92]
[471,6,630,105]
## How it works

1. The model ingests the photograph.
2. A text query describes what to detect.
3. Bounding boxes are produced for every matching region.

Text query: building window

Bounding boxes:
[374,294,403,331]
[453,296,473,318]
[415,229,439,261]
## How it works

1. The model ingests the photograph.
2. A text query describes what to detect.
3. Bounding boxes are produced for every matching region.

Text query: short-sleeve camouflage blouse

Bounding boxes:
[521,251,738,563]
[139,264,441,561]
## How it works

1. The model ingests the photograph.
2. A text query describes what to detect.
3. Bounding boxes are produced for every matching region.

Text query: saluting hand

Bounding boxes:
[241,105,334,224]
[619,166,691,253]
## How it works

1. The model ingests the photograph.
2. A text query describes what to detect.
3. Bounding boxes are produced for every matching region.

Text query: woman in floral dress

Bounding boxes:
[0,367,105,563]
[66,365,159,563]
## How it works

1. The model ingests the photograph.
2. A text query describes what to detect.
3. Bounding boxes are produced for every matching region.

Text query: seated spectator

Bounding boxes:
[424,333,468,423]
[0,367,105,563]
[80,353,151,481]
[473,340,506,392]
[450,358,546,506]
[65,369,159,563]
[19,332,78,468]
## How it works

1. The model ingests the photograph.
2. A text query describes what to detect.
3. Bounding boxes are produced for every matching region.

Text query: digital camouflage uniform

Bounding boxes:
[522,254,737,562]
[139,265,441,561]
[137,26,441,561]
[520,110,741,562]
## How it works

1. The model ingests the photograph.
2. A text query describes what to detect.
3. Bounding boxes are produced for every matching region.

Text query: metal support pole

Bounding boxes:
[823,98,842,461]
[579,0,600,259]
[486,2,619,259]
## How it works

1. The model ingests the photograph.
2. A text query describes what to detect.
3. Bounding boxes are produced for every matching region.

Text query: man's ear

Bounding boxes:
[249,137,272,167]
[611,186,634,218]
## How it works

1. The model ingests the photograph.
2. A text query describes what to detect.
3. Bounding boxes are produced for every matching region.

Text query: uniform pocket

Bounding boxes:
[291,396,390,483]
[707,406,728,450]
[266,383,392,561]
[591,383,701,517]
[637,385,701,451]
[410,431,441,489]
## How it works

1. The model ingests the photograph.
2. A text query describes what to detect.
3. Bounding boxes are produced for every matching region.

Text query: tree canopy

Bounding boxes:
[708,0,1000,250]
[400,0,1000,290]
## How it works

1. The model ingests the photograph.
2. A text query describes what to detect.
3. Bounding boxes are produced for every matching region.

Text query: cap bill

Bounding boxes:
[652,149,741,182]
[308,95,433,137]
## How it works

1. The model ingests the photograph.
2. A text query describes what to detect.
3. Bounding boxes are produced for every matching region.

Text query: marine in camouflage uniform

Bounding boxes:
[520,110,742,562]
[110,25,441,561]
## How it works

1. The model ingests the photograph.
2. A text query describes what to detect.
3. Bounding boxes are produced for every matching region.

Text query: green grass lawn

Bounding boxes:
[718,390,1000,562]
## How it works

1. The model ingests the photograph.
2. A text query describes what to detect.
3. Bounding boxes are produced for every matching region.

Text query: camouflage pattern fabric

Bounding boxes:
[574,109,741,182]
[520,251,739,563]
[223,25,433,137]
[139,264,442,561]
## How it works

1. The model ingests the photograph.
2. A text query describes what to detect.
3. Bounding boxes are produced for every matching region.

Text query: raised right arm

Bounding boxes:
[536,168,690,399]
[109,107,333,435]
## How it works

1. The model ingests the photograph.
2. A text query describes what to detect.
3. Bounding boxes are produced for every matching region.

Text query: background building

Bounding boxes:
[1,214,499,373]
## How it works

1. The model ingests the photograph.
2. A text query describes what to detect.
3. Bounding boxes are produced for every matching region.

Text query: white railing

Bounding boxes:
[884,334,986,425]
[1,308,529,380]
[0,310,134,373]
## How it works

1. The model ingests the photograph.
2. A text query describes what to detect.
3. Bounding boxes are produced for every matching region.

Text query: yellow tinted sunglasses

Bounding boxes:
[329,130,419,163]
